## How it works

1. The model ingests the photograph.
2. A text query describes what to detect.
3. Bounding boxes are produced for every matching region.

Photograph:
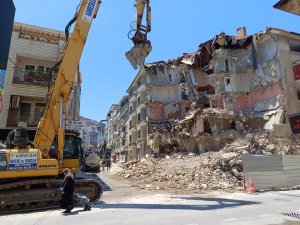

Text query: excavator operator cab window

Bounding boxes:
[51,135,79,159]
[63,135,79,159]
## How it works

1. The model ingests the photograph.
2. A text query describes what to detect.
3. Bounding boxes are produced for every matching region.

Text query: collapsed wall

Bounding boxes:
[116,27,300,192]
[119,121,300,192]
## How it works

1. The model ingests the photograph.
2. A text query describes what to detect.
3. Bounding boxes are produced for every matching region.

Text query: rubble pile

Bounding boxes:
[119,131,300,192]
[119,152,243,192]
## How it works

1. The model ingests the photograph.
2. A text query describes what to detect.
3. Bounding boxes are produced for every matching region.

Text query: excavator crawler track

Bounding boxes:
[0,178,102,214]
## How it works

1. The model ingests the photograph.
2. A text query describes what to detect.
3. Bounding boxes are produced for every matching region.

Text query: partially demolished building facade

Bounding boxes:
[126,61,196,159]
[189,27,300,137]
[106,27,300,162]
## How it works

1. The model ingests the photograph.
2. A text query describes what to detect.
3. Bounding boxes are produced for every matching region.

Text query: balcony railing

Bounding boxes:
[13,68,53,87]
[7,112,42,128]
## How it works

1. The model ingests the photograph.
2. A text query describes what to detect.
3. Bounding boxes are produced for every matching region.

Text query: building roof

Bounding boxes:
[13,22,65,44]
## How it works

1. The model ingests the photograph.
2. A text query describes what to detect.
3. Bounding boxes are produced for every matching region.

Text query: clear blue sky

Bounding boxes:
[13,0,299,122]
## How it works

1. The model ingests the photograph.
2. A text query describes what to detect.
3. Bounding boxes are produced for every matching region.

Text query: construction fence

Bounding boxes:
[243,154,300,190]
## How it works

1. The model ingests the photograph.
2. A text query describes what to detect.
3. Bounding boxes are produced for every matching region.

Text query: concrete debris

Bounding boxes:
[118,129,300,192]
[117,104,300,192]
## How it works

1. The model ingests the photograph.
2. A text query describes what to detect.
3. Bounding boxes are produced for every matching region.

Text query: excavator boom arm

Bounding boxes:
[34,0,102,157]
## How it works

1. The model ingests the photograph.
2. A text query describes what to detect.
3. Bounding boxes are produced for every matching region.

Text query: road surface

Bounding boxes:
[1,164,300,225]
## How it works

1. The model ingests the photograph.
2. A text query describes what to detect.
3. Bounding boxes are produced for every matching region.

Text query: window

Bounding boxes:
[25,65,35,71]
[290,43,300,53]
[20,103,31,122]
[138,130,141,139]
[34,103,45,121]
[129,135,132,143]
[225,60,229,72]
[63,135,79,159]
[224,77,232,92]
[211,100,218,108]
[38,66,45,72]
[226,78,231,85]
[137,113,141,122]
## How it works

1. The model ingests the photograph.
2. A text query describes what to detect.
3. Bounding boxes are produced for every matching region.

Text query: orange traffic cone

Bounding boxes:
[248,177,256,194]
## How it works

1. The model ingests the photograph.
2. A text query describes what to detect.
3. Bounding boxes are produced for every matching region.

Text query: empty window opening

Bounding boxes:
[230,121,236,130]
[137,113,141,122]
[290,43,300,53]
[203,119,212,134]
[211,100,218,108]
[225,59,229,72]
[226,77,231,85]
[225,77,232,92]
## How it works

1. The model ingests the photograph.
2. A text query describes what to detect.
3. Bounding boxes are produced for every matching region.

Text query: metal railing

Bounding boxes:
[7,112,42,128]
[12,68,54,87]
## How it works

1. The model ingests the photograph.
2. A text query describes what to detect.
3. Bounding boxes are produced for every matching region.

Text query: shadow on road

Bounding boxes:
[92,197,261,211]
[171,196,258,206]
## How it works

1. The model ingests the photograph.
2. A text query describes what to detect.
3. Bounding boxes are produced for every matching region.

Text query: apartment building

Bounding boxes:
[105,104,120,152]
[112,96,129,162]
[126,62,196,159]
[0,22,81,141]
[104,26,300,161]
[184,27,300,136]
[79,116,99,153]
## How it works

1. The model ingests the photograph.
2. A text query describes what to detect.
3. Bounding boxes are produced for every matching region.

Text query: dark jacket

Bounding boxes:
[60,176,75,209]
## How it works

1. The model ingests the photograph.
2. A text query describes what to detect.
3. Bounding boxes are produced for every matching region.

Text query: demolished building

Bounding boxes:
[126,58,198,160]
[105,26,300,162]
[149,27,300,154]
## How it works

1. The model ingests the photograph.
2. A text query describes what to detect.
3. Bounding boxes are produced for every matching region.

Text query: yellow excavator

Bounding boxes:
[0,0,151,213]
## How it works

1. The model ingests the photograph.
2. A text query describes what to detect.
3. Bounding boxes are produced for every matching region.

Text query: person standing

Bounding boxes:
[60,168,75,213]
[101,159,106,172]
[106,159,111,172]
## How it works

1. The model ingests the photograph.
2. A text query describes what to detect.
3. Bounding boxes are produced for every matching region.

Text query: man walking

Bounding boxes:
[60,168,75,213]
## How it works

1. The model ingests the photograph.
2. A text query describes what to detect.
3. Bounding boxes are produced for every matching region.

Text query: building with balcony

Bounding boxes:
[176,27,300,137]
[79,116,99,153]
[111,96,129,163]
[103,26,300,159]
[105,104,120,152]
[0,22,81,141]
[126,61,197,159]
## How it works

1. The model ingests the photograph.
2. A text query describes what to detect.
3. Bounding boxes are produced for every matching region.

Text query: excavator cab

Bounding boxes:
[50,132,81,173]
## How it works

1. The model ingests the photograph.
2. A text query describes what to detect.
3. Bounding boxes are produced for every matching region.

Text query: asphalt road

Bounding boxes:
[1,164,300,225]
